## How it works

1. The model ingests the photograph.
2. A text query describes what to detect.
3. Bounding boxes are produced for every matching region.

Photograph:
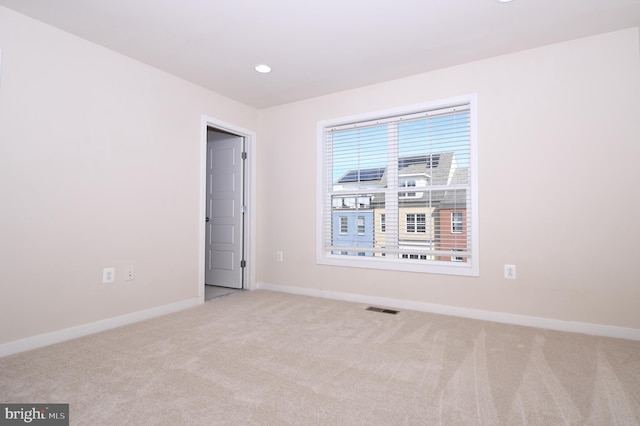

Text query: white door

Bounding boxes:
[205,129,245,289]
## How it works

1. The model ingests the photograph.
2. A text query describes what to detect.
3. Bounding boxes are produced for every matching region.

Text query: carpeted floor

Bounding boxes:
[1,290,639,425]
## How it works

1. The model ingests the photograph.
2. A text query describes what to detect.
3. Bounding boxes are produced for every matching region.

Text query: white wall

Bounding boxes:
[257,28,640,330]
[0,7,258,346]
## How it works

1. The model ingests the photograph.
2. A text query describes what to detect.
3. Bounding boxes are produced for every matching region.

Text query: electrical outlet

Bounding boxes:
[102,267,115,283]
[504,264,516,279]
[276,251,284,262]
[124,266,135,281]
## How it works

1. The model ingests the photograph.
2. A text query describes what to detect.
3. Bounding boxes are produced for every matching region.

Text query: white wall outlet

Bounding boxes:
[276,251,284,262]
[124,266,135,281]
[504,264,516,279]
[102,267,115,283]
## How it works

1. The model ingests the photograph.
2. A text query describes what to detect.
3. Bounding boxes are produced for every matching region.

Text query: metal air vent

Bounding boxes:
[366,306,399,315]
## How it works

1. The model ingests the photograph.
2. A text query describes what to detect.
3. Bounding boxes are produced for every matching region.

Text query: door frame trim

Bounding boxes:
[199,115,256,301]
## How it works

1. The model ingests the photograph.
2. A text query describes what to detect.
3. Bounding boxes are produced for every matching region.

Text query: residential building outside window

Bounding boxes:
[317,95,478,276]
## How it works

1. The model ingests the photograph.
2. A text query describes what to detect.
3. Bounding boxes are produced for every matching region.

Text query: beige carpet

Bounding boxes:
[1,290,639,425]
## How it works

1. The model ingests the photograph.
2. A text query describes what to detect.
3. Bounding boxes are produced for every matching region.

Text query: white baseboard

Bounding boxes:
[256,282,640,341]
[0,298,203,358]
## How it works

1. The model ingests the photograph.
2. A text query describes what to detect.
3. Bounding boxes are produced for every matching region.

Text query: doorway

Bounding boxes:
[205,127,245,290]
[200,117,255,301]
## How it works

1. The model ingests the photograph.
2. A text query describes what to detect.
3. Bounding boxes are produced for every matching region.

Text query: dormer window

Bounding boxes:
[400,179,416,197]
[399,179,422,198]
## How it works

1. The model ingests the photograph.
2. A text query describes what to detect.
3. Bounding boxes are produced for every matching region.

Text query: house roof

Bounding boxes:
[439,168,469,210]
[338,152,455,189]
[396,153,454,186]
[336,152,462,206]
[337,168,385,184]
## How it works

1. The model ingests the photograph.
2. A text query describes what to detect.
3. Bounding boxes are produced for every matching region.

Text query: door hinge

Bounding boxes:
[240,260,246,268]
[241,151,247,160]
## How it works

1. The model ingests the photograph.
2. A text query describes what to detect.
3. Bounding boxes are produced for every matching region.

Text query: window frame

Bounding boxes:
[399,179,419,198]
[316,94,479,276]
[451,211,464,234]
[406,213,427,234]
[339,216,348,235]
[357,216,366,235]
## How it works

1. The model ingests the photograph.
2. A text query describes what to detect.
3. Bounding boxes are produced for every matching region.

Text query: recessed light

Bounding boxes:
[254,64,272,74]
[497,0,514,3]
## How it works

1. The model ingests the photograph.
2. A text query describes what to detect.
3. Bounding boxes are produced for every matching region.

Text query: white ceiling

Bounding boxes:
[1,0,639,109]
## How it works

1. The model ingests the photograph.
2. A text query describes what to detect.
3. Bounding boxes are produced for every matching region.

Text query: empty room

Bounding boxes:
[1,0,639,424]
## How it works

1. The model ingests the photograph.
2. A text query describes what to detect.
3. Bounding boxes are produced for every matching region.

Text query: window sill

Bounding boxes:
[317,253,479,277]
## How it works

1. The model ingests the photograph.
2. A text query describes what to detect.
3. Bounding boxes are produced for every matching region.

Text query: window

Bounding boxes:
[400,242,433,261]
[402,254,428,260]
[406,213,426,233]
[339,216,348,234]
[317,95,478,276]
[451,212,463,233]
[451,249,464,262]
[400,179,417,197]
[357,216,365,235]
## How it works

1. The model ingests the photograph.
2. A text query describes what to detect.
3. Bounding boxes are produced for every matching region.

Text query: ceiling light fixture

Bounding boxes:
[497,0,514,3]
[254,64,272,74]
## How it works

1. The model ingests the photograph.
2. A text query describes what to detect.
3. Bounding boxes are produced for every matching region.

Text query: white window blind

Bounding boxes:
[318,96,478,276]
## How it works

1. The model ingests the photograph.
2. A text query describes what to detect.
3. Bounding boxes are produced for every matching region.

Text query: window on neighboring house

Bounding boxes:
[357,216,365,235]
[451,212,463,233]
[406,213,426,233]
[401,253,428,260]
[339,216,348,234]
[318,95,478,276]
[451,249,464,262]
[400,242,433,261]
[399,179,417,197]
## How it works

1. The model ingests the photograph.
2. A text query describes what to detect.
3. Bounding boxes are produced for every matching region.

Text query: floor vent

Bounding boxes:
[366,306,399,315]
